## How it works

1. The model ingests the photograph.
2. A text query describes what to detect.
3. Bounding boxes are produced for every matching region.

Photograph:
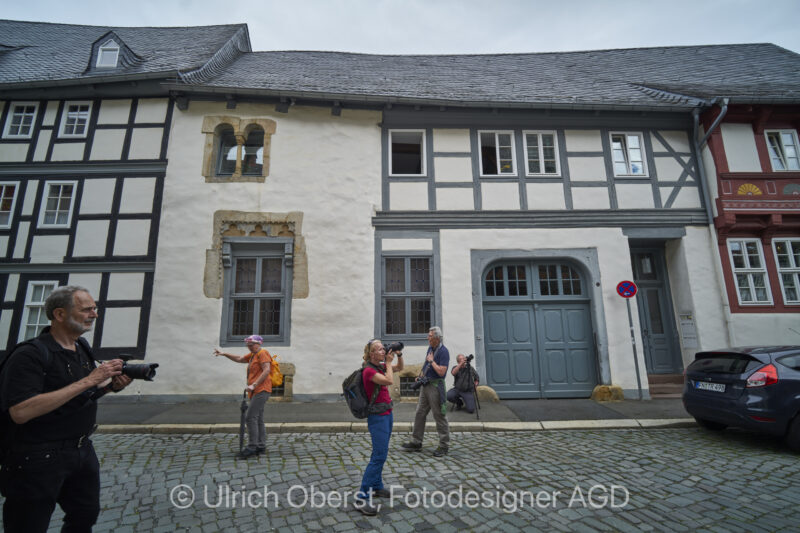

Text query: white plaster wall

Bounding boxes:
[89,129,125,160]
[4,275,19,302]
[98,99,132,124]
[0,144,28,162]
[721,123,760,172]
[141,102,382,396]
[42,101,58,126]
[101,308,140,347]
[526,182,565,210]
[50,143,85,161]
[29,235,68,263]
[433,129,470,152]
[568,157,606,181]
[80,178,116,214]
[119,177,156,213]
[436,227,648,392]
[653,130,691,152]
[433,156,472,182]
[616,184,655,209]
[113,220,150,256]
[436,188,474,210]
[382,239,433,251]
[107,273,145,301]
[135,98,168,123]
[729,314,800,346]
[72,220,109,257]
[660,186,702,208]
[481,182,520,210]
[68,273,102,299]
[33,131,51,161]
[572,187,610,209]
[564,130,603,151]
[654,155,691,180]
[664,228,729,366]
[12,222,28,258]
[22,181,38,215]
[0,310,11,349]
[128,128,163,159]
[390,182,427,210]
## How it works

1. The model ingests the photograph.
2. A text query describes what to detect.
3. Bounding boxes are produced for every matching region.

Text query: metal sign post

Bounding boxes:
[617,281,643,400]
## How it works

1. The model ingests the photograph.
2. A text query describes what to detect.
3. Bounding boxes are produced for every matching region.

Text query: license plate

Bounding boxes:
[695,381,725,393]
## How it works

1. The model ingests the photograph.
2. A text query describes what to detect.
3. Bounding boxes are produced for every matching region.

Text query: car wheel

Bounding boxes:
[785,415,800,453]
[694,417,727,431]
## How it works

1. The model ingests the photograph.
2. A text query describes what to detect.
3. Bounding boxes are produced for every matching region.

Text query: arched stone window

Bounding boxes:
[201,116,276,183]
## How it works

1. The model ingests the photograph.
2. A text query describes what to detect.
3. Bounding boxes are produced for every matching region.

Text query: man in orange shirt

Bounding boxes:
[214,335,272,458]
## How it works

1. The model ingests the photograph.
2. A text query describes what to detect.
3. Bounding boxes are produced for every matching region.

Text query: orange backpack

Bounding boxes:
[270,354,284,387]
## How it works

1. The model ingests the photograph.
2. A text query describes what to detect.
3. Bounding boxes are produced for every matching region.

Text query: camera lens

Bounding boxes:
[121,362,159,381]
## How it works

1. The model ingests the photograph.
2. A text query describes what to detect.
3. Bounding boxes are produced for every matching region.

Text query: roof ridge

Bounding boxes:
[0,18,247,32]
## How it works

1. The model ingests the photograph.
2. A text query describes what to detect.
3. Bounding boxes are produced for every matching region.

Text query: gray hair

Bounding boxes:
[45,285,90,320]
[429,326,443,340]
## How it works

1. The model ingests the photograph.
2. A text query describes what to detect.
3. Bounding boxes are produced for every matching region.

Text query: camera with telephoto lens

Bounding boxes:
[121,362,159,381]
[465,354,474,363]
[410,375,430,391]
[383,341,404,356]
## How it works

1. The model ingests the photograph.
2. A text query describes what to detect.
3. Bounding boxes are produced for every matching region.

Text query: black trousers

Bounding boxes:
[0,442,100,533]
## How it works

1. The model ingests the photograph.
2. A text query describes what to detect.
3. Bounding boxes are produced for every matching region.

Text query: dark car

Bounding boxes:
[683,346,800,452]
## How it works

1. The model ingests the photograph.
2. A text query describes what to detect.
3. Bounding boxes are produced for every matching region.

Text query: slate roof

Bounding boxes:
[176,44,800,110]
[0,19,249,87]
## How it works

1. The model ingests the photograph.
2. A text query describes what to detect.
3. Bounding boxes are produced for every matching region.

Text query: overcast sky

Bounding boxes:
[5,0,800,55]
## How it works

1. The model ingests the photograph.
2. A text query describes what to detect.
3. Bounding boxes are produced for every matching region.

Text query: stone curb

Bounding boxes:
[95,418,697,434]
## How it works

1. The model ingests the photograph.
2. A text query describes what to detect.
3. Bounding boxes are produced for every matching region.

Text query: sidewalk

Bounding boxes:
[96,396,694,434]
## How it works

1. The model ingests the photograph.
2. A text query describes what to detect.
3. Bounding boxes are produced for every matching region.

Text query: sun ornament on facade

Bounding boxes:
[737,183,762,196]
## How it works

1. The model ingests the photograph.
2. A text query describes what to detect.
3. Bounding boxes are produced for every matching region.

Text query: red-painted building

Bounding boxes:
[701,103,800,342]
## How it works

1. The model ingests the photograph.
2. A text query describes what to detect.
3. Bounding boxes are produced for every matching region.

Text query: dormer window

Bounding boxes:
[97,39,120,68]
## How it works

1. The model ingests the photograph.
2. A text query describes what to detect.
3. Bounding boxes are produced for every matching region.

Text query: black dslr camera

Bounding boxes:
[383,341,404,356]
[119,357,159,381]
[465,354,474,363]
[410,375,430,391]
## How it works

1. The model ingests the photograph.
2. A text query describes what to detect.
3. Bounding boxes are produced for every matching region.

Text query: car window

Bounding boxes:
[687,353,761,374]
[777,354,800,371]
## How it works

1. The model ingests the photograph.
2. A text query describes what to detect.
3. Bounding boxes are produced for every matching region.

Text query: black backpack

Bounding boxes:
[0,336,92,457]
[342,363,393,419]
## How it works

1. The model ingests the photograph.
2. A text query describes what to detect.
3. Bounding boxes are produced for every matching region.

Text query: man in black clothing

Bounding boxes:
[0,285,132,533]
[446,354,480,414]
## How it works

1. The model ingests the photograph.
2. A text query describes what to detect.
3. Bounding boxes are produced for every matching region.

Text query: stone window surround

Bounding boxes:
[201,116,276,183]
[204,210,308,300]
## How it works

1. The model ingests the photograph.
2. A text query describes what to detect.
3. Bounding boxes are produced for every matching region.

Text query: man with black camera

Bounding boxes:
[447,354,479,414]
[0,285,132,533]
[402,326,450,457]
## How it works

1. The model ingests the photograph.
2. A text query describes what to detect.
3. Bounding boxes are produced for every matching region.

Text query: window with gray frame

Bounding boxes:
[216,127,264,176]
[610,132,646,176]
[766,130,800,171]
[221,238,293,345]
[382,255,433,337]
[484,263,583,298]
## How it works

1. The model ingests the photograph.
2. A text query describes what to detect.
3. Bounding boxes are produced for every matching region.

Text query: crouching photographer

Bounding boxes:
[0,285,145,533]
[447,354,480,414]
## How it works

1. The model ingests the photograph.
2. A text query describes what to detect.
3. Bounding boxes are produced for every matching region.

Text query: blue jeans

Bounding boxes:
[359,412,393,497]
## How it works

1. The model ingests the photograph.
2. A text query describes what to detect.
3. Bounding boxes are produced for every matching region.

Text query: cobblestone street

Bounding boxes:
[20,428,800,532]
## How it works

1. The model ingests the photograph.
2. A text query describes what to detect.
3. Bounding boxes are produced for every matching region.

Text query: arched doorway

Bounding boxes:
[482,261,598,398]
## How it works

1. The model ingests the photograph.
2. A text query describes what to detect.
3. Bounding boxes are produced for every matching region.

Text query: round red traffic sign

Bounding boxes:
[616,280,637,298]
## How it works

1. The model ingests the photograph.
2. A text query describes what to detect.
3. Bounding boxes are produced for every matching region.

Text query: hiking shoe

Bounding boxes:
[236,448,259,459]
[432,447,448,457]
[401,441,422,451]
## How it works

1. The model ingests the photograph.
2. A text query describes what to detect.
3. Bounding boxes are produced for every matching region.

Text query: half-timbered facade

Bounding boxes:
[0,21,249,368]
[701,102,800,343]
[3,21,799,400]
[146,44,800,399]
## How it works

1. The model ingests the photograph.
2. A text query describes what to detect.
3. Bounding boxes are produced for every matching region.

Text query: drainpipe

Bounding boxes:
[692,98,736,346]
